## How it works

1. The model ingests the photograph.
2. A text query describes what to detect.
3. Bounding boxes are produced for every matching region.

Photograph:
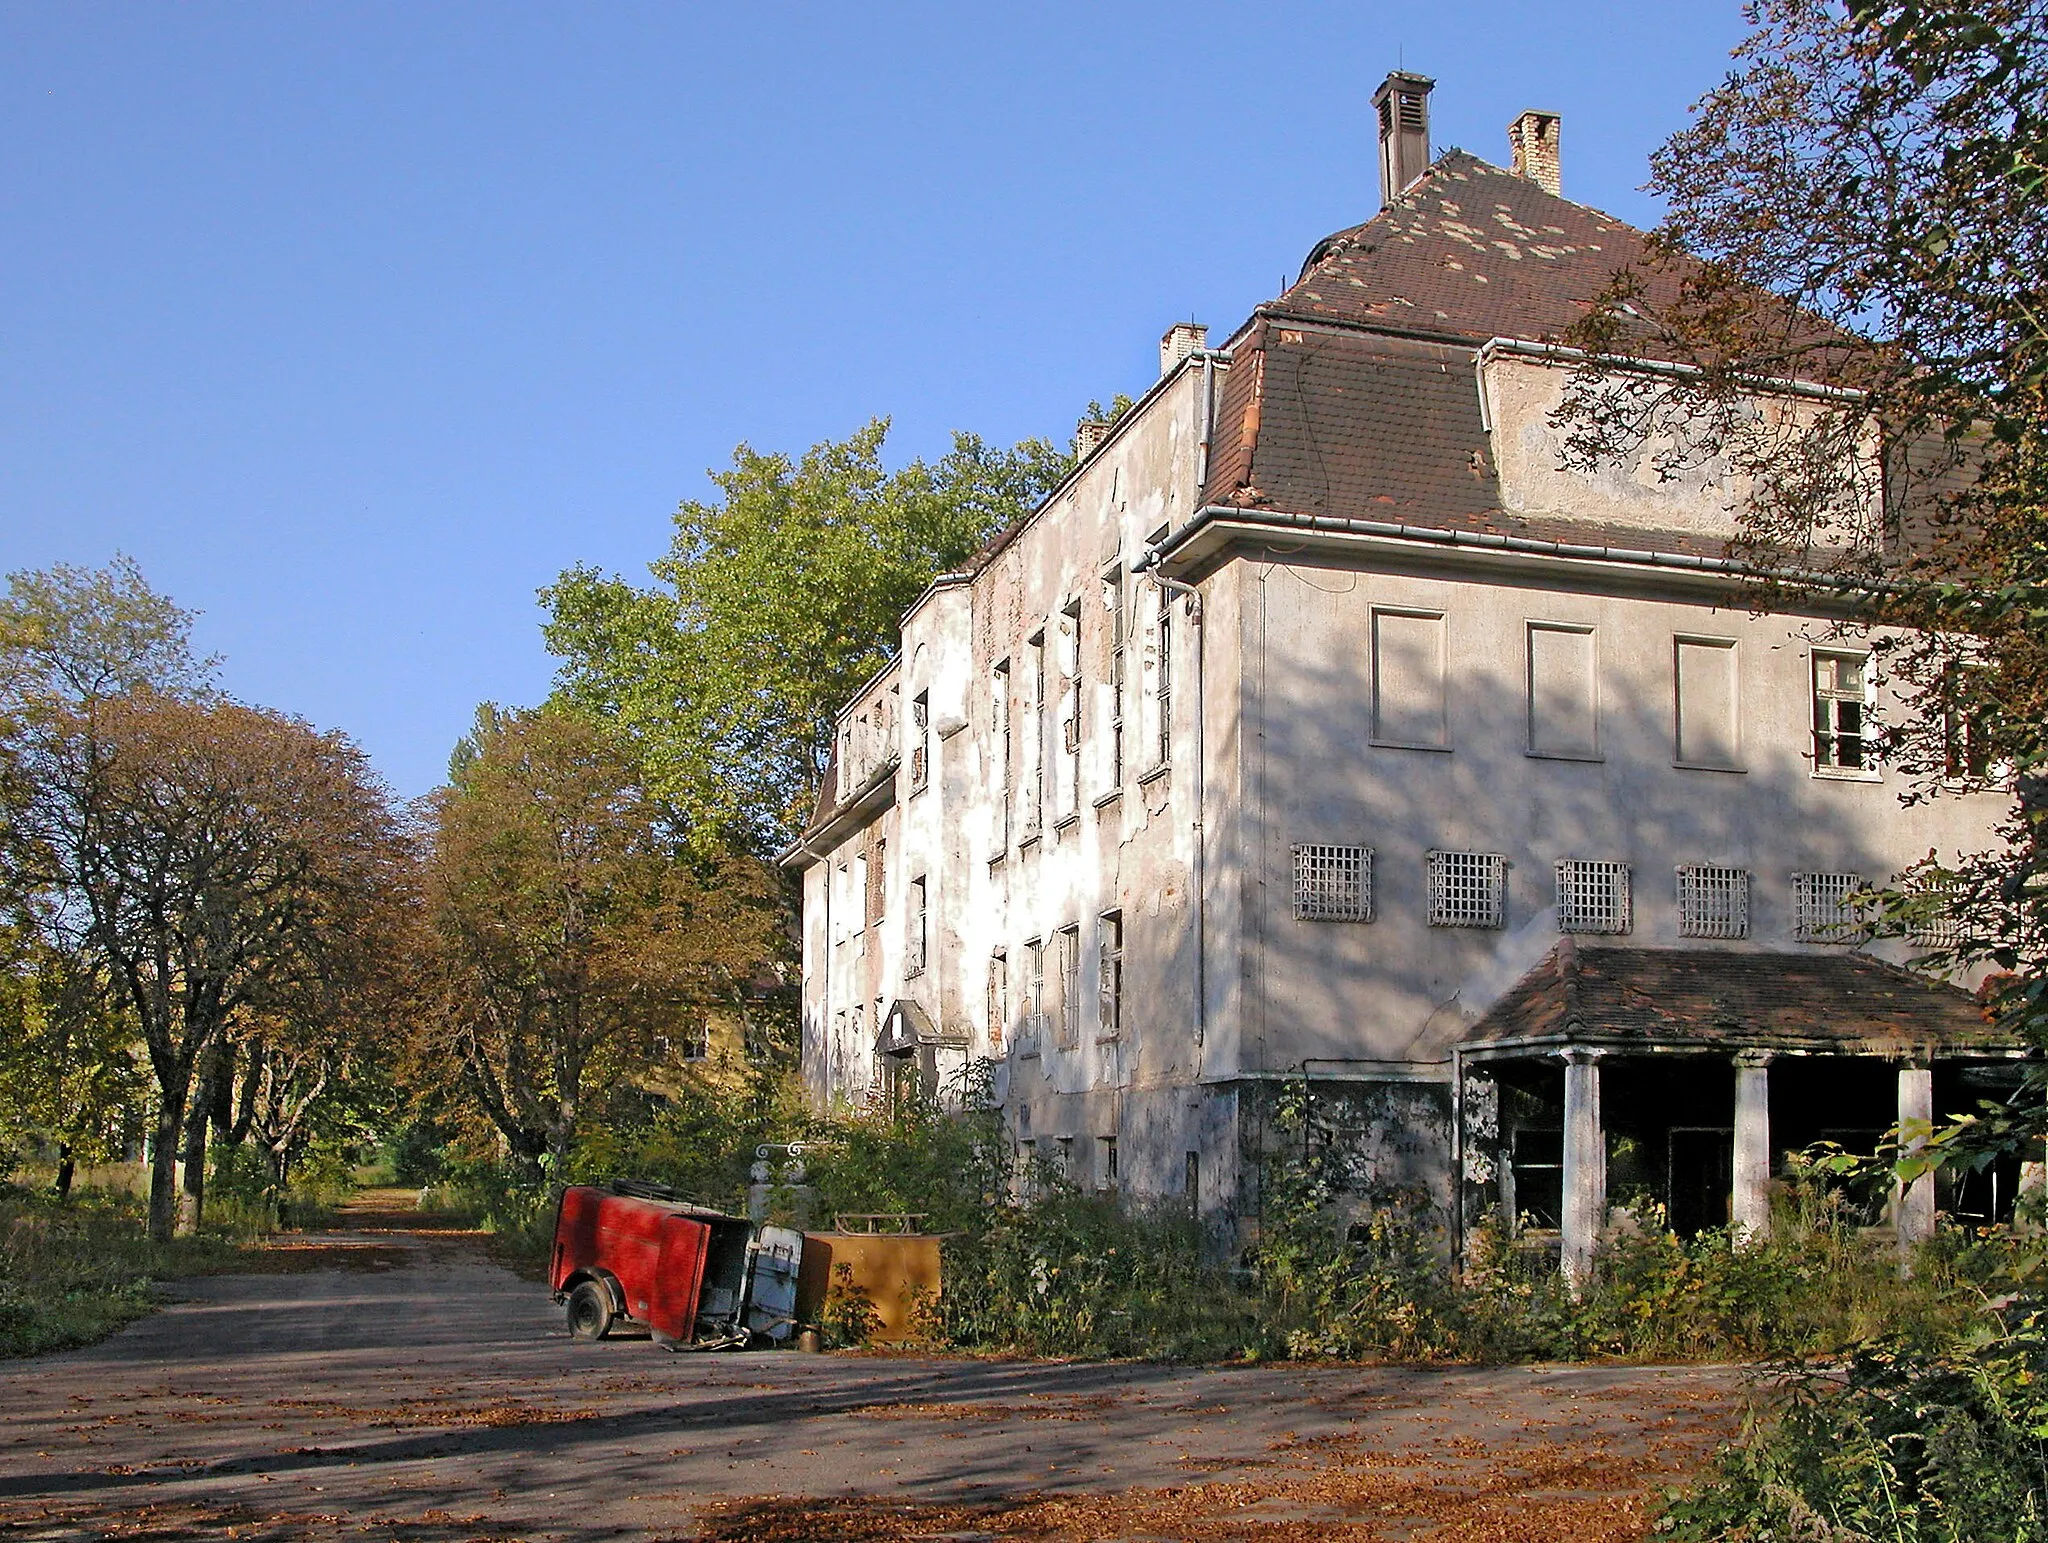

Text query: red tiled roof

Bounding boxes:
[1275,150,1680,344]
[1465,942,2016,1057]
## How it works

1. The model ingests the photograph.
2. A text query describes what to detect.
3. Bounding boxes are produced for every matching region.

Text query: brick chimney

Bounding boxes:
[1075,419,1112,458]
[1159,321,1207,377]
[1508,110,1561,197]
[1373,71,1434,206]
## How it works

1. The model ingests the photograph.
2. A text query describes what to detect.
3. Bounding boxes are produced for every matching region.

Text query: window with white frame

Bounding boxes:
[1027,630,1047,830]
[1024,938,1044,1038]
[1097,911,1123,1040]
[1104,569,1126,787]
[1812,651,1873,774]
[1059,600,1082,817]
[1155,585,1174,767]
[910,691,930,790]
[1792,871,1868,942]
[1055,924,1081,1050]
[992,659,1012,845]
[1557,860,1632,934]
[1293,845,1375,921]
[1427,850,1507,928]
[1676,865,1750,938]
[679,1015,710,1062]
[906,876,927,976]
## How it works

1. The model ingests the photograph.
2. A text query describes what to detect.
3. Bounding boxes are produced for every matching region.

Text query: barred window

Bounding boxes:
[1907,879,1962,949]
[1293,845,1375,922]
[1676,865,1750,939]
[1557,859,1632,934]
[1428,850,1507,929]
[1792,871,1868,943]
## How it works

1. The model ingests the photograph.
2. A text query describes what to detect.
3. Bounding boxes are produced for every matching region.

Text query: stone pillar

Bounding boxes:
[1560,1048,1605,1295]
[1896,1063,1936,1258]
[1732,1052,1774,1244]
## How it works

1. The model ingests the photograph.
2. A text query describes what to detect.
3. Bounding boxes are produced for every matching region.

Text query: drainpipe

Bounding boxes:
[1132,551,1205,1049]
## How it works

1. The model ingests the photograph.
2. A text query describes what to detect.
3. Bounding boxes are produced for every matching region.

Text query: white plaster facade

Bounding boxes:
[781,112,2016,1254]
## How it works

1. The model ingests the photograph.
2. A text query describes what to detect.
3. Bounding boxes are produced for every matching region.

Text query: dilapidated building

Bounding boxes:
[780,73,2023,1274]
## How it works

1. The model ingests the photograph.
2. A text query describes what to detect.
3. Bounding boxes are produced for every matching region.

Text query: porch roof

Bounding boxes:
[1462,941,2022,1061]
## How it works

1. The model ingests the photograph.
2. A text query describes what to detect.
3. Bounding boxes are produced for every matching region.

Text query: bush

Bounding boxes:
[1663,1312,2048,1540]
[0,1184,241,1356]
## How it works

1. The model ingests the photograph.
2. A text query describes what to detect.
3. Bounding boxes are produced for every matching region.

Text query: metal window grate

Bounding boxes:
[1428,850,1506,929]
[1676,865,1750,939]
[1557,859,1632,934]
[1792,871,1868,943]
[1907,880,1963,949]
[1293,845,1374,922]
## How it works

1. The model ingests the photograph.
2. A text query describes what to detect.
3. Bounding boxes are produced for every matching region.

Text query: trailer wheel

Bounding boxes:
[566,1281,614,1342]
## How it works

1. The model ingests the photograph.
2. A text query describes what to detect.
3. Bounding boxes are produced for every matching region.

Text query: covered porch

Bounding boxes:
[1454,942,2029,1286]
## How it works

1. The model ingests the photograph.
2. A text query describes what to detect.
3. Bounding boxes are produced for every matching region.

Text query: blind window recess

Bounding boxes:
[1792,871,1870,943]
[1676,865,1750,939]
[1428,850,1507,929]
[1293,845,1375,922]
[1557,860,1632,935]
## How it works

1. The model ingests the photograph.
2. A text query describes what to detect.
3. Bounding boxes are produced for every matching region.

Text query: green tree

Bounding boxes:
[412,703,788,1178]
[1560,0,2048,1046]
[542,420,1070,849]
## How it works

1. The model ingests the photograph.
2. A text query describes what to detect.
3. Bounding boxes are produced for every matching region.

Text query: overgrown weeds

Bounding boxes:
[0,1184,242,1356]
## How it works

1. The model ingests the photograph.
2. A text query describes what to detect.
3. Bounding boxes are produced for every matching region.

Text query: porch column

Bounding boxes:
[1896,1062,1936,1258]
[1731,1052,1773,1245]
[1560,1048,1605,1295]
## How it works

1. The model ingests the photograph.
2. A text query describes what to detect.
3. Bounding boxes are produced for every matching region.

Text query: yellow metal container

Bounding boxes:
[795,1230,942,1343]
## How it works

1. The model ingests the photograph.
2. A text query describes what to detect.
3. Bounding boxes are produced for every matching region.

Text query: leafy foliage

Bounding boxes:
[412,702,789,1180]
[542,420,1070,849]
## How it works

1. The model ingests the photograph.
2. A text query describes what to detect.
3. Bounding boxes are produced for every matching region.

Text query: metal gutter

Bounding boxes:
[1150,502,1890,601]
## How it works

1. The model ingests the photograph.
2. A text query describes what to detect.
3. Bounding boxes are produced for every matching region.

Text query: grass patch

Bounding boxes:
[0,1184,246,1357]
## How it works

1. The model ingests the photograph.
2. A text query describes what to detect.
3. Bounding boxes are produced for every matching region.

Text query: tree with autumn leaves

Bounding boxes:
[0,561,410,1240]
[407,703,789,1182]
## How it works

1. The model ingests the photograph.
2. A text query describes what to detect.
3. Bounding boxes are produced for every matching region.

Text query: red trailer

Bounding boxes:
[549,1181,803,1349]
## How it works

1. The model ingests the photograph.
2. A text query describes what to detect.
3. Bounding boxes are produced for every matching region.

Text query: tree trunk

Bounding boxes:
[178,1041,223,1235]
[147,1088,186,1243]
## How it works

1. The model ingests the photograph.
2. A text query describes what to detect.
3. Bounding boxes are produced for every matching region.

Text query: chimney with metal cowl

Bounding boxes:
[1508,110,1561,197]
[1373,71,1434,207]
[1159,320,1207,377]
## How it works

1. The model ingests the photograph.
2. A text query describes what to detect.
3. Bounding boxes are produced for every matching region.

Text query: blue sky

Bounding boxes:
[0,2,1749,797]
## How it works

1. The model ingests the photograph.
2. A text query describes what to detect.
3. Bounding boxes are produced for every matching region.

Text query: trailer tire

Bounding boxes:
[566,1280,614,1342]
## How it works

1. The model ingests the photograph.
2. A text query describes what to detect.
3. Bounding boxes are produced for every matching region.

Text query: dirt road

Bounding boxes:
[0,1199,1747,1541]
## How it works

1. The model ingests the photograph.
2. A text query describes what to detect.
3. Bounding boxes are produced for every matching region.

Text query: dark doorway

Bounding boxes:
[1668,1127,1733,1237]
